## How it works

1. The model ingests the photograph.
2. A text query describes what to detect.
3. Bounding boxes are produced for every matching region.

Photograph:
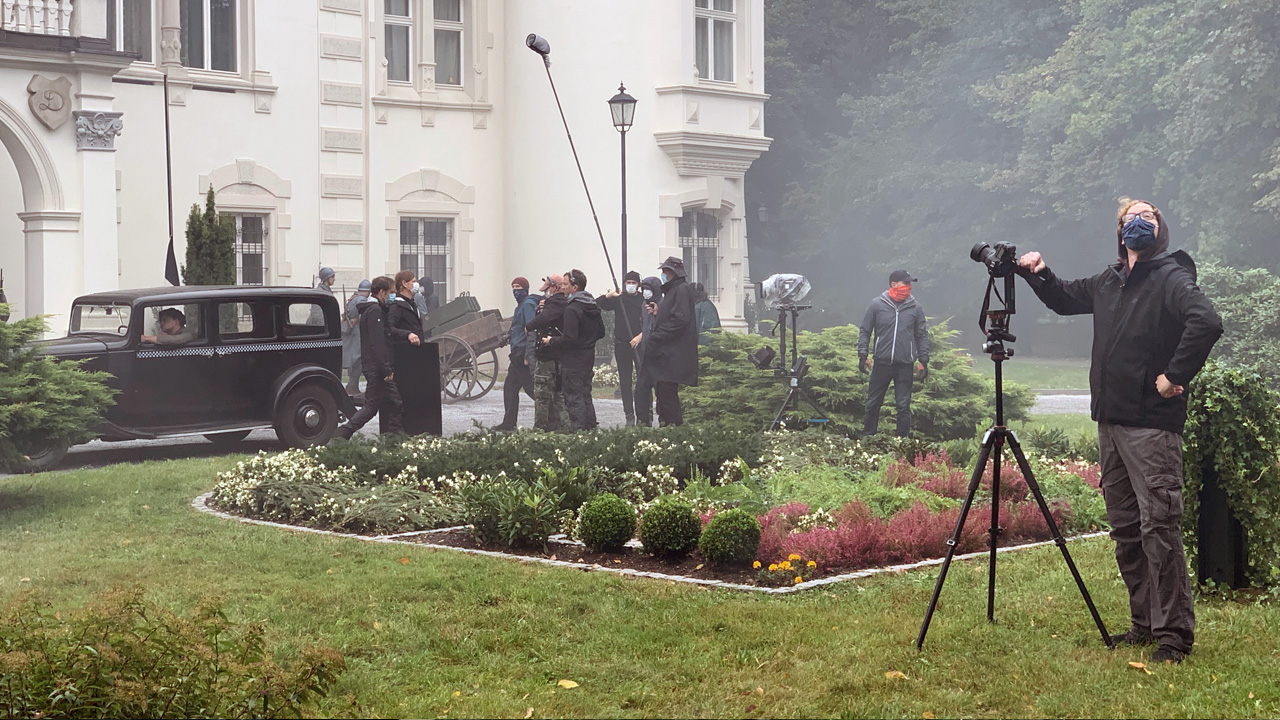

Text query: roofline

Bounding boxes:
[73,285,335,306]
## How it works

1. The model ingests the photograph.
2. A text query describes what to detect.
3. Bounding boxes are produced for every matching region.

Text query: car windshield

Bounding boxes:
[70,303,132,336]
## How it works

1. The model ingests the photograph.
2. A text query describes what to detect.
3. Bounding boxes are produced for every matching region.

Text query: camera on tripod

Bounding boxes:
[970,242,1018,278]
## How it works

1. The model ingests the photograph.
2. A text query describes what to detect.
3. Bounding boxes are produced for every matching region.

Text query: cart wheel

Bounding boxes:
[465,350,500,400]
[436,334,477,403]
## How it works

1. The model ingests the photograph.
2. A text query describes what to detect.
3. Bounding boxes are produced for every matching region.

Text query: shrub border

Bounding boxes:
[194,492,1107,595]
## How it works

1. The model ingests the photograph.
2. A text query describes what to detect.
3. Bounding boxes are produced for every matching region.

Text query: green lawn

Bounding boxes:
[998,357,1090,390]
[1012,413,1098,439]
[3,458,1277,718]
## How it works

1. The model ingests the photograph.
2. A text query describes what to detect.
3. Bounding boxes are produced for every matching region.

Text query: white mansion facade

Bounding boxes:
[0,0,770,331]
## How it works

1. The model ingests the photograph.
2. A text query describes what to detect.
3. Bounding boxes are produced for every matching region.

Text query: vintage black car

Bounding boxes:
[25,286,357,469]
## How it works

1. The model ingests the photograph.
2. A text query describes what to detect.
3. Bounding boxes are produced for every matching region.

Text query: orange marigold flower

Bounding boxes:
[788,554,801,561]
[768,564,778,572]
[794,576,803,584]
[807,560,817,568]
[752,561,761,569]
[780,561,792,570]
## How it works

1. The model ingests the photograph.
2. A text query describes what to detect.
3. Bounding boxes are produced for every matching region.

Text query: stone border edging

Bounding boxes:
[192,492,1109,595]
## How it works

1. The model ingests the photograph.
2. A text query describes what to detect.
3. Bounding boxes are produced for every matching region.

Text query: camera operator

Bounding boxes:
[1018,199,1222,664]
[495,276,539,431]
[525,274,572,431]
[645,257,698,426]
[858,270,930,437]
[631,275,663,426]
[599,270,644,426]
[539,269,605,430]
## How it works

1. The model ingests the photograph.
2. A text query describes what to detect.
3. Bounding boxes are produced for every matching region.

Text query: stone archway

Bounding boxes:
[0,94,71,322]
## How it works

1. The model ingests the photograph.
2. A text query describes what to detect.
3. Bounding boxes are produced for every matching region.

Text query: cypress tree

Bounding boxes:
[181,187,235,286]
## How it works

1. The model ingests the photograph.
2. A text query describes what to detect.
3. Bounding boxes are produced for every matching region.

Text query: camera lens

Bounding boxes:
[971,242,995,265]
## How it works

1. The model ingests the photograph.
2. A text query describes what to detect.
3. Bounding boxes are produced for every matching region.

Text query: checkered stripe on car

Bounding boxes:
[137,340,341,358]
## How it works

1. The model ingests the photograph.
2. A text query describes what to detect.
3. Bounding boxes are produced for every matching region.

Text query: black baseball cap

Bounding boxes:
[889,269,918,284]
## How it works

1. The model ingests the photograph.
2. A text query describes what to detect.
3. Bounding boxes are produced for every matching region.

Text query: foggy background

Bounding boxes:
[743,0,1279,354]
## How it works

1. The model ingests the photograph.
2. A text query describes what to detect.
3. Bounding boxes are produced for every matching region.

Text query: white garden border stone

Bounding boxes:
[193,492,1108,595]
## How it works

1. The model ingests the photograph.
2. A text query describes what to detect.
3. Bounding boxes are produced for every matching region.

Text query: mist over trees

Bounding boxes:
[747,0,1280,349]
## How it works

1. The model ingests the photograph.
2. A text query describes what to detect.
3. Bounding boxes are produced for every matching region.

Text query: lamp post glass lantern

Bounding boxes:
[609,84,637,279]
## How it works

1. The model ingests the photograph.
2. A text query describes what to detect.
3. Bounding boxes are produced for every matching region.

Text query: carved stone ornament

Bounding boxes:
[27,75,73,130]
[73,111,125,151]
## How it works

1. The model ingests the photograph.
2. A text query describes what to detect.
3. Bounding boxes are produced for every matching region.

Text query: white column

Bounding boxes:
[21,210,82,331]
[74,73,123,297]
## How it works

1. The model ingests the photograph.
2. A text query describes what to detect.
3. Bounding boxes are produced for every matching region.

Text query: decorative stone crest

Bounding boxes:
[27,75,73,130]
[73,111,125,151]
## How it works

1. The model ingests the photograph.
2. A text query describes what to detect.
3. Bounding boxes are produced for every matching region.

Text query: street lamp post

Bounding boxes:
[608,83,637,281]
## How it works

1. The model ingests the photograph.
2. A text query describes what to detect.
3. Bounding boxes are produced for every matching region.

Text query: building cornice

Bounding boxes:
[654,83,769,102]
[653,130,773,178]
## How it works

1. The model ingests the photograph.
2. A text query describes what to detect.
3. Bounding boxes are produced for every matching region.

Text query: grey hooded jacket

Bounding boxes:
[857,292,929,365]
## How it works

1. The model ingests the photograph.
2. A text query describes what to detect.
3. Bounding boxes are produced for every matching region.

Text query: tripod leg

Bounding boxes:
[988,434,1003,623]
[1006,433,1115,649]
[916,432,996,651]
[766,388,797,432]
[796,386,828,421]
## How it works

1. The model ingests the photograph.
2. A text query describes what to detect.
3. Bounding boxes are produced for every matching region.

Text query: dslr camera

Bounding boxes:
[970,242,1018,278]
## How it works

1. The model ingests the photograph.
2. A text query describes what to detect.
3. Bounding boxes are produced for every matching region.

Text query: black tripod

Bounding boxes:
[915,276,1114,651]
[766,304,827,432]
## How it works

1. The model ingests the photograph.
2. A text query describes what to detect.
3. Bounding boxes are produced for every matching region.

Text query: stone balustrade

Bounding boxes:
[2,0,74,37]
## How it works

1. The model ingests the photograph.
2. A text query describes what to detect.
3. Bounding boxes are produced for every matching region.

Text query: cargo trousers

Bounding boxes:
[532,358,571,431]
[1098,422,1195,653]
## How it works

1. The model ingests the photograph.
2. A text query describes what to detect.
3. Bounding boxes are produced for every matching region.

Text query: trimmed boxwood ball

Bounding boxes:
[698,508,762,567]
[577,493,637,552]
[638,496,701,560]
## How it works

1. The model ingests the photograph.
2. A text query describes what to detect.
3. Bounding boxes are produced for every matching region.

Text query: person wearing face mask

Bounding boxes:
[495,276,540,431]
[539,268,605,431]
[645,257,699,426]
[412,275,442,319]
[525,274,572,431]
[1018,198,1222,665]
[857,269,930,437]
[387,270,424,346]
[598,270,645,426]
[631,275,663,427]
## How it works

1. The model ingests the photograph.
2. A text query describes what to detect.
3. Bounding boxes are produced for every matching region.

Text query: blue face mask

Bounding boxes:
[1121,216,1158,251]
[660,272,669,284]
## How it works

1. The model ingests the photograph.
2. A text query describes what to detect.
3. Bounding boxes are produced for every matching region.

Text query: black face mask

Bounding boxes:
[513,289,529,304]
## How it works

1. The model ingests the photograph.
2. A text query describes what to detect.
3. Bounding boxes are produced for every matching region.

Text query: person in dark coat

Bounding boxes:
[495,276,539,431]
[335,276,403,439]
[541,269,604,431]
[692,282,722,345]
[632,275,663,427]
[387,270,424,345]
[413,275,443,318]
[858,269,930,437]
[525,274,572,431]
[598,270,644,425]
[1019,198,1222,665]
[645,257,698,426]
[342,279,371,396]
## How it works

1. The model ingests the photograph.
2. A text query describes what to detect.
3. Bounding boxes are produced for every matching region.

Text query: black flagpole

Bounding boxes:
[163,73,180,286]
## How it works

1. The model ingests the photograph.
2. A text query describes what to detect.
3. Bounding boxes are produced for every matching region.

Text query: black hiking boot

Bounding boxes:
[1109,627,1156,646]
[1151,644,1187,664]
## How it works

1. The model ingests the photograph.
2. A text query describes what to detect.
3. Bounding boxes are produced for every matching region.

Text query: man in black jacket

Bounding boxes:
[598,270,644,426]
[540,268,604,430]
[1019,198,1222,664]
[525,274,572,431]
[645,257,698,426]
[335,276,404,439]
[858,269,930,437]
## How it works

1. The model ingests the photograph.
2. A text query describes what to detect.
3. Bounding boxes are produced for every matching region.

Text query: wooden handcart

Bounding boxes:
[421,295,507,403]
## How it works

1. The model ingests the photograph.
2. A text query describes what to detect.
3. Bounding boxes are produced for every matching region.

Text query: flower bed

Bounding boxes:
[209,428,1104,588]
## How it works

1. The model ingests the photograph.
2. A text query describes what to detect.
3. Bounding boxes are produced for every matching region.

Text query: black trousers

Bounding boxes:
[634,371,655,426]
[655,381,683,426]
[500,353,535,428]
[863,361,914,437]
[561,365,598,430]
[614,342,636,419]
[345,373,403,435]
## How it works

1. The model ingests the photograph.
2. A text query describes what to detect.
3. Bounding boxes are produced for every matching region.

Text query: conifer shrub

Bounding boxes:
[577,493,637,552]
[638,496,701,560]
[697,508,762,566]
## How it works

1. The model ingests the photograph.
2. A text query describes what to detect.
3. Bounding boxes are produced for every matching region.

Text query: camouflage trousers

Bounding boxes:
[533,359,571,431]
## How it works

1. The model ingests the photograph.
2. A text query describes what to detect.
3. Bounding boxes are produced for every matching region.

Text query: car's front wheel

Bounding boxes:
[274,382,339,448]
[15,441,70,473]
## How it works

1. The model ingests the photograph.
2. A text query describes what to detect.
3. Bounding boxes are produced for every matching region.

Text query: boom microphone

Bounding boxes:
[525,34,551,66]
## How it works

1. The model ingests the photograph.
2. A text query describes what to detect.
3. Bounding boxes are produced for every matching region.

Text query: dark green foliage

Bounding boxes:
[577,493,637,552]
[698,508,762,567]
[0,588,345,719]
[458,474,564,550]
[1199,263,1280,389]
[0,311,116,471]
[638,496,701,560]
[182,187,235,286]
[683,320,1032,440]
[1183,362,1280,588]
[1023,426,1072,458]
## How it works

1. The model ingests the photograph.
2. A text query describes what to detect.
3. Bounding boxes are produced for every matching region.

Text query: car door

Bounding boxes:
[210,299,279,424]
[123,302,212,431]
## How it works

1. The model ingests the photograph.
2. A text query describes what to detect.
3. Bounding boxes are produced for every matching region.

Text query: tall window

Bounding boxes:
[679,210,720,300]
[108,0,152,62]
[400,218,451,299]
[385,0,412,83]
[694,0,734,82]
[233,214,268,286]
[433,0,463,86]
[180,0,237,72]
